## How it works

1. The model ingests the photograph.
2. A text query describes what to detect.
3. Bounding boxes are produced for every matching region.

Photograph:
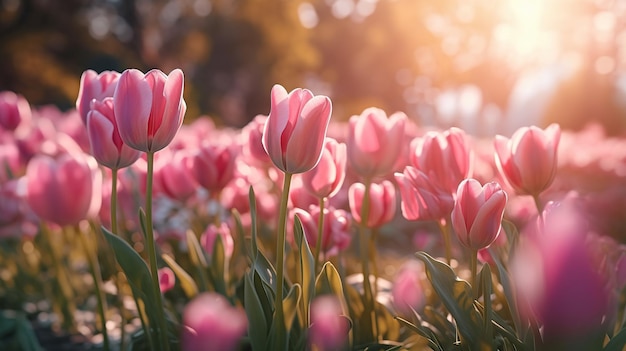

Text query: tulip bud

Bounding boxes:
[200,222,234,258]
[76,70,120,123]
[494,124,560,196]
[392,259,426,314]
[301,138,346,199]
[193,142,237,193]
[451,179,507,251]
[395,166,454,222]
[349,180,396,228]
[309,296,350,351]
[262,84,332,174]
[0,91,31,131]
[158,267,175,293]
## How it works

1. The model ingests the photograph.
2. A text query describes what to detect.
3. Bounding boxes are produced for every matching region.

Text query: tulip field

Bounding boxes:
[1,68,626,351]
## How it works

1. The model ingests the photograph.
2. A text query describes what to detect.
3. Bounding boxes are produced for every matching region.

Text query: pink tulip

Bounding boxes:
[395,166,454,222]
[494,124,560,195]
[200,222,234,258]
[241,114,271,165]
[410,127,472,194]
[349,180,396,228]
[261,84,332,174]
[0,91,31,131]
[113,68,186,153]
[86,98,141,169]
[181,293,247,351]
[0,134,21,183]
[158,150,198,202]
[392,259,426,314]
[25,137,102,226]
[158,267,176,293]
[0,178,38,239]
[288,175,319,210]
[347,107,406,179]
[193,143,237,193]
[309,296,350,351]
[301,138,346,199]
[290,205,351,257]
[76,70,120,123]
[451,179,507,251]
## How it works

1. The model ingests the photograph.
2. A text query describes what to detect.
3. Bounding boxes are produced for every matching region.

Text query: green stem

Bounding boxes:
[369,229,379,300]
[439,219,452,265]
[78,226,110,351]
[145,152,170,351]
[274,172,293,350]
[359,180,378,341]
[470,249,478,296]
[111,169,118,234]
[313,197,326,274]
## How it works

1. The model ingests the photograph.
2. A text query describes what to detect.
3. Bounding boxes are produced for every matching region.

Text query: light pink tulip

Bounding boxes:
[200,222,234,258]
[261,84,332,174]
[392,259,426,314]
[395,166,454,222]
[181,293,247,351]
[0,91,31,131]
[288,175,318,210]
[193,143,237,193]
[290,205,351,257]
[349,180,396,228]
[113,68,186,153]
[410,127,472,194]
[76,70,120,123]
[347,107,406,179]
[86,98,141,169]
[158,267,176,293]
[25,138,102,226]
[451,179,507,251]
[241,114,271,165]
[494,124,560,195]
[302,138,346,199]
[309,296,350,351]
[158,150,198,202]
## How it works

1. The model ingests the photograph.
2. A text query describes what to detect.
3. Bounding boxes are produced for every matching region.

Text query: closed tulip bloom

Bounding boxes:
[76,70,120,123]
[410,127,472,194]
[291,205,351,257]
[309,296,350,351]
[158,150,198,201]
[349,180,396,228]
[0,91,31,131]
[181,293,247,351]
[86,98,141,169]
[392,259,426,314]
[347,107,406,178]
[158,267,176,293]
[200,222,235,258]
[193,143,237,193]
[25,141,102,226]
[451,179,507,251]
[494,124,560,195]
[113,68,186,153]
[262,84,332,174]
[302,138,347,199]
[241,114,271,165]
[395,166,454,222]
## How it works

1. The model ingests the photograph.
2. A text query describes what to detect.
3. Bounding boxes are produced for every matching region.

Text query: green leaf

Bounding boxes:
[489,248,523,335]
[139,208,148,241]
[416,251,485,349]
[210,234,227,296]
[244,271,269,350]
[232,209,253,262]
[315,262,350,317]
[185,229,210,292]
[282,283,302,332]
[249,186,259,261]
[161,254,198,299]
[15,313,43,351]
[293,215,314,324]
[605,328,626,351]
[479,264,494,345]
[102,226,161,350]
[395,316,443,351]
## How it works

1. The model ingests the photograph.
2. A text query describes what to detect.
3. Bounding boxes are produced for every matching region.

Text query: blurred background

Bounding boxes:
[2,0,626,135]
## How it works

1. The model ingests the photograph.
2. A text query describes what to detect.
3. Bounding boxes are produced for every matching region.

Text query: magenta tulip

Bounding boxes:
[158,267,176,293]
[410,127,472,194]
[494,124,560,195]
[86,98,141,169]
[113,68,186,153]
[76,70,120,123]
[349,180,397,228]
[0,91,31,131]
[181,293,247,351]
[261,84,332,174]
[301,138,346,199]
[25,138,102,226]
[347,107,406,179]
[451,179,507,251]
[395,166,454,222]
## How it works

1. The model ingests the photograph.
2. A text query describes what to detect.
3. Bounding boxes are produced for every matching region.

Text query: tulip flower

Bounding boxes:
[347,107,406,179]
[290,205,351,258]
[25,138,102,227]
[349,180,396,228]
[158,267,176,294]
[113,68,186,153]
[86,98,141,170]
[262,84,332,174]
[158,150,198,202]
[76,69,120,123]
[0,91,31,131]
[451,179,507,251]
[392,260,426,315]
[309,296,350,351]
[410,127,472,194]
[395,166,454,222]
[200,222,234,258]
[181,293,248,351]
[494,124,560,197]
[193,142,237,193]
[302,138,346,199]
[241,114,271,165]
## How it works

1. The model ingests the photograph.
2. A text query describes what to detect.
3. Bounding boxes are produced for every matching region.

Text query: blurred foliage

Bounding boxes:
[1,0,626,132]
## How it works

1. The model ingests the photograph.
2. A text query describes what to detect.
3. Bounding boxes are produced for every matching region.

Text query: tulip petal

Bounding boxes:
[114,69,153,152]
